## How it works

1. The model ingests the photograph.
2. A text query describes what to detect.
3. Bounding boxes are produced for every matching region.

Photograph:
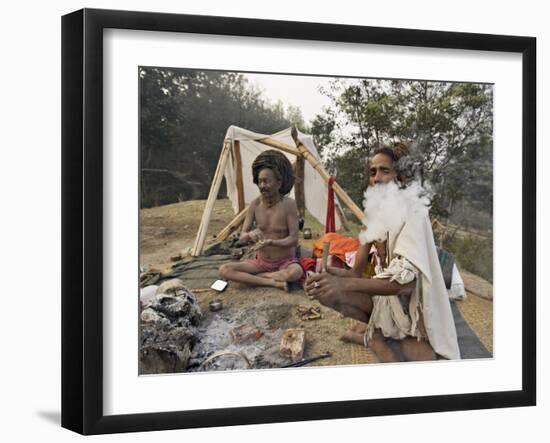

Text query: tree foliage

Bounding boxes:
[311,79,493,224]
[139,68,294,207]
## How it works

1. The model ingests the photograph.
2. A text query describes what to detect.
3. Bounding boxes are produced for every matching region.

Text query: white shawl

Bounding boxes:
[366,212,461,360]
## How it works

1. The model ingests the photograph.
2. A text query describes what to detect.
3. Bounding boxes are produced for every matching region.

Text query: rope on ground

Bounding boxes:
[199,350,252,370]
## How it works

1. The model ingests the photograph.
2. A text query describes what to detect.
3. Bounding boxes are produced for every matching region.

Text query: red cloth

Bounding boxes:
[326,176,336,233]
[299,257,317,285]
[299,257,317,273]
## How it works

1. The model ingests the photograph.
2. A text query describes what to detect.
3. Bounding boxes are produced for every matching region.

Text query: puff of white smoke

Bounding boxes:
[358,180,432,245]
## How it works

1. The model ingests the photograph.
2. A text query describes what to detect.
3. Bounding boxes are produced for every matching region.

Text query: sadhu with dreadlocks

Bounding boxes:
[219,150,304,291]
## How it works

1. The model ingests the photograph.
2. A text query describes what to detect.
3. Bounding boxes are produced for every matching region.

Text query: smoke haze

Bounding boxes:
[359,180,432,244]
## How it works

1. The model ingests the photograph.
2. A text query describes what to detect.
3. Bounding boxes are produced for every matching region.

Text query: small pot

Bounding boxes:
[303,228,312,239]
[209,299,223,312]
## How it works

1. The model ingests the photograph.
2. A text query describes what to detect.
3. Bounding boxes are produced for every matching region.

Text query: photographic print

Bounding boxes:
[62,9,535,433]
[138,67,494,374]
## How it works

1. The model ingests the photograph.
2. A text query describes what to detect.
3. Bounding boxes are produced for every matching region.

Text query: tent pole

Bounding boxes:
[295,154,306,219]
[256,137,300,156]
[233,140,245,213]
[215,205,249,241]
[192,141,231,256]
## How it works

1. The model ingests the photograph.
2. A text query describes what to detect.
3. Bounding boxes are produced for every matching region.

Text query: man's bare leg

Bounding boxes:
[339,324,401,363]
[324,292,401,363]
[368,331,402,363]
[317,291,373,332]
[334,303,370,323]
[258,263,304,284]
[219,262,287,291]
[341,326,435,362]
[340,322,367,344]
[399,337,436,361]
[320,290,373,314]
[337,294,370,342]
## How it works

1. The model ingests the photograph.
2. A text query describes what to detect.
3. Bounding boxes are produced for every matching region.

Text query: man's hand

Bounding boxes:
[256,238,273,248]
[248,228,265,243]
[305,268,346,307]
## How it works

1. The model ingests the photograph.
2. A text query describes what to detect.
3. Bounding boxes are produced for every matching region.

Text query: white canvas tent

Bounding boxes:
[192,126,364,256]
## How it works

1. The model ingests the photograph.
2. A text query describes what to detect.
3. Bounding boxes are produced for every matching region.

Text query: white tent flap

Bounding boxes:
[222,126,341,230]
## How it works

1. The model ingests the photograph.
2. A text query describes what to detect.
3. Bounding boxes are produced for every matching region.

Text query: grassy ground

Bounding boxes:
[140,199,493,366]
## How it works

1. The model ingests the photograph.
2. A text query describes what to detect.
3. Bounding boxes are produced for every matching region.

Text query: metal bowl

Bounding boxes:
[209,299,223,312]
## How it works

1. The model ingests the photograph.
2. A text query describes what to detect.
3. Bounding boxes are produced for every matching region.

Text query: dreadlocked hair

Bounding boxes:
[252,150,294,195]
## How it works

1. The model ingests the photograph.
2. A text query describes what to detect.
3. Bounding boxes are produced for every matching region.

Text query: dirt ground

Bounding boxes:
[140,199,493,368]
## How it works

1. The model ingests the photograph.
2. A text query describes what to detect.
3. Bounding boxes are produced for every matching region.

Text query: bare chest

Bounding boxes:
[254,204,289,236]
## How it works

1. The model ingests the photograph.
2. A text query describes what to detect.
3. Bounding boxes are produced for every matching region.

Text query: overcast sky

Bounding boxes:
[242,72,336,124]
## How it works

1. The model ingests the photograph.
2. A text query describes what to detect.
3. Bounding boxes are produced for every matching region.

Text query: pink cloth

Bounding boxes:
[246,252,299,273]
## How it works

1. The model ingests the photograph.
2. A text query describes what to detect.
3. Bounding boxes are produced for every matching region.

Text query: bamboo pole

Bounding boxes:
[295,155,306,219]
[256,137,301,156]
[192,141,231,256]
[295,143,364,223]
[233,140,245,213]
[215,205,249,241]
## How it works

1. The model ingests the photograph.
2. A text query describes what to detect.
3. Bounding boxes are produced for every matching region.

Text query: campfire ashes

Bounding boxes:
[140,279,306,373]
[139,279,202,374]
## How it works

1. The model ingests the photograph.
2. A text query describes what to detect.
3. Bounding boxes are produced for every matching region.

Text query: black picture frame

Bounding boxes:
[61,8,536,435]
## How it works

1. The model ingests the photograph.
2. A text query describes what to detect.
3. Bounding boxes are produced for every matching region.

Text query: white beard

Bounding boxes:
[359,180,431,245]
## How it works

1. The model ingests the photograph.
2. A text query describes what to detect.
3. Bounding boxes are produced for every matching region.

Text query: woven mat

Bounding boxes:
[451,301,492,359]
[346,300,491,364]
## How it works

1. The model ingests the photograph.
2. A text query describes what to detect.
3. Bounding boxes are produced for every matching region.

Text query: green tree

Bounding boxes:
[139,67,293,207]
[312,78,493,225]
[286,105,308,132]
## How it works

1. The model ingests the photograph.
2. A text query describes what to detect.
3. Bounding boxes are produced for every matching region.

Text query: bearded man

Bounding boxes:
[306,143,460,362]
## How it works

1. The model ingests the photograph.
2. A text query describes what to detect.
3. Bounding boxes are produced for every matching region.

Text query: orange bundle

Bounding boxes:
[312,232,360,262]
